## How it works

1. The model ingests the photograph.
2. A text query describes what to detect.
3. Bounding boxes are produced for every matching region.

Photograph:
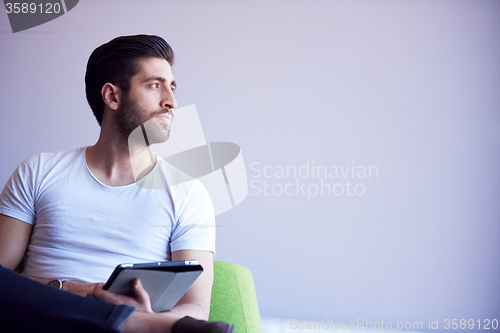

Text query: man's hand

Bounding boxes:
[92,278,154,313]
[62,280,101,297]
[24,276,101,298]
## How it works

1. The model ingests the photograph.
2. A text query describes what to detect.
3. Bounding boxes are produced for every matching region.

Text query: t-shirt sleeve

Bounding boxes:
[169,179,216,254]
[0,158,37,225]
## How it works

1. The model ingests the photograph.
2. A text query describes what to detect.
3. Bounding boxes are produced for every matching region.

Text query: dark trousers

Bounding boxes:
[0,265,135,333]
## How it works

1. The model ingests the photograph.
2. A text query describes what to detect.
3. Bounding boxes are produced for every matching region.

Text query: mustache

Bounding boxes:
[152,109,173,117]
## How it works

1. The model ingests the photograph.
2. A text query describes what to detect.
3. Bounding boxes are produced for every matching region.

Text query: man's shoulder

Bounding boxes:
[19,147,87,174]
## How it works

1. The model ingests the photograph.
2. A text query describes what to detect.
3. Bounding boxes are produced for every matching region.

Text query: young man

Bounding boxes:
[0,35,233,333]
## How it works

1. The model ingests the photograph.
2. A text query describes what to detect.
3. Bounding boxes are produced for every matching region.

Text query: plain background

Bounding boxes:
[1,1,499,330]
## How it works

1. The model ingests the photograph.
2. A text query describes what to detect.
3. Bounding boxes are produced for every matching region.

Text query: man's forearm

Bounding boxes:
[169,250,213,321]
[23,274,99,297]
[22,274,52,285]
[167,301,209,321]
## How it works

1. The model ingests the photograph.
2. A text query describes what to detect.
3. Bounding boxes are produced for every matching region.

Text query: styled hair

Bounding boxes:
[85,35,174,126]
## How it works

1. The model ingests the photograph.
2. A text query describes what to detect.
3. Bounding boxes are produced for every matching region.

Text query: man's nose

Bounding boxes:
[161,88,177,110]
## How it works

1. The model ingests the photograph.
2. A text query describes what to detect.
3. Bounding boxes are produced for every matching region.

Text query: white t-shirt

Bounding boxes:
[0,147,215,282]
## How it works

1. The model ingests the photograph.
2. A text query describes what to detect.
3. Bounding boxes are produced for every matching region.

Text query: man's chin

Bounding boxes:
[142,120,171,142]
[146,131,170,145]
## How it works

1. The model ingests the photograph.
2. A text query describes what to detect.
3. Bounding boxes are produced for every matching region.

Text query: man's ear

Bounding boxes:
[101,83,121,111]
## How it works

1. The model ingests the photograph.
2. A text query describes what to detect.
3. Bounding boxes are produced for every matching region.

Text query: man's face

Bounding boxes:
[115,57,177,145]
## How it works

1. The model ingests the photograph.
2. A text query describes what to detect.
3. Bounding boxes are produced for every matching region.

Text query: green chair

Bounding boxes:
[209,261,262,333]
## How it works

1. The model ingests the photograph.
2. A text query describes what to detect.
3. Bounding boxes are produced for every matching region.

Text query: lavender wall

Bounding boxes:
[1,0,499,330]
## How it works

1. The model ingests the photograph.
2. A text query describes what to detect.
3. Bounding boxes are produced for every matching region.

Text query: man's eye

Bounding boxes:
[151,83,159,88]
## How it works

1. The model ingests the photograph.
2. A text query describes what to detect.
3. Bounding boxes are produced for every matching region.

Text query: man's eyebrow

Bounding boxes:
[142,76,177,88]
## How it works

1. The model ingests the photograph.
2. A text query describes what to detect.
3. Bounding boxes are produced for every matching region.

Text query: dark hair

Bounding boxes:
[85,35,174,126]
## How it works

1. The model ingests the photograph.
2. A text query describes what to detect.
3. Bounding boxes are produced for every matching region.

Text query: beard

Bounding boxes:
[114,93,173,148]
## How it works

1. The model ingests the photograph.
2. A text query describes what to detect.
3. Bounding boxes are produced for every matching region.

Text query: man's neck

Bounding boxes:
[86,134,156,187]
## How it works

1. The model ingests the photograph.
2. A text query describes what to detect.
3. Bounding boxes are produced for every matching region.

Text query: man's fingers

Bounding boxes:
[92,279,153,313]
[132,278,154,313]
[88,283,102,298]
[132,278,151,304]
[93,288,113,302]
[93,287,128,305]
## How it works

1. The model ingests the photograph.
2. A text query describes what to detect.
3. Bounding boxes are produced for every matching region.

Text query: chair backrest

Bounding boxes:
[209,261,262,333]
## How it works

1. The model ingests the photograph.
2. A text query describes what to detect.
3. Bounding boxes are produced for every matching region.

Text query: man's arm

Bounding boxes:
[0,214,32,270]
[168,249,214,320]
[0,214,100,297]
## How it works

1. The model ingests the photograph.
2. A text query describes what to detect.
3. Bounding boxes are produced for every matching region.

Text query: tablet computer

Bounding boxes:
[103,260,203,313]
